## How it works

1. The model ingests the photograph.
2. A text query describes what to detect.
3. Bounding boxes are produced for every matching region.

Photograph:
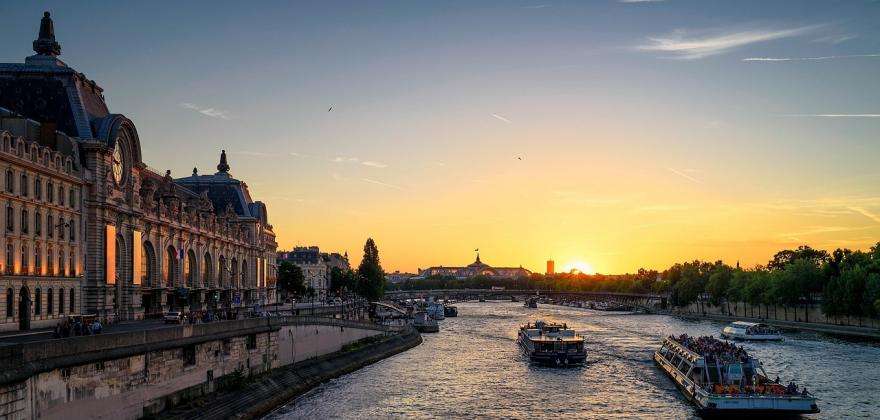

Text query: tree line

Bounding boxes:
[388,243,880,319]
[277,238,386,302]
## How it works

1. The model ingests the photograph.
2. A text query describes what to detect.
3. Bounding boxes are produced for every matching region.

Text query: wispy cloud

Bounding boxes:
[638,25,822,59]
[361,161,388,168]
[179,102,232,120]
[780,114,880,118]
[666,168,702,184]
[490,113,512,124]
[522,4,551,8]
[744,53,880,62]
[849,206,880,224]
[361,178,404,190]
[812,34,857,44]
[331,156,360,163]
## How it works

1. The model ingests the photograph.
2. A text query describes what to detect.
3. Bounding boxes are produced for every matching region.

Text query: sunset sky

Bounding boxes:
[2,1,879,273]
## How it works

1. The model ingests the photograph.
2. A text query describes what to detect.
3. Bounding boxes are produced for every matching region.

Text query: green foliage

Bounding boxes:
[387,241,880,319]
[356,238,385,301]
[329,266,356,295]
[276,261,306,298]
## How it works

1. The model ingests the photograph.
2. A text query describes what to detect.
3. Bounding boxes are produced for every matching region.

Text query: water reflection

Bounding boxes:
[267,301,880,419]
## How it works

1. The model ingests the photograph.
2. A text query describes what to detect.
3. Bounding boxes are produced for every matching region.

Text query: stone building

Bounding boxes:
[417,253,532,279]
[279,247,327,298]
[0,13,277,330]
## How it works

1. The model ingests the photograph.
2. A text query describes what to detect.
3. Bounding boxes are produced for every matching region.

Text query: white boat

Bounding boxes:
[412,311,439,333]
[721,321,783,341]
[654,335,818,416]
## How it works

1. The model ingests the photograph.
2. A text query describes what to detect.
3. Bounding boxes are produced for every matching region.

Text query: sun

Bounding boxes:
[562,260,596,275]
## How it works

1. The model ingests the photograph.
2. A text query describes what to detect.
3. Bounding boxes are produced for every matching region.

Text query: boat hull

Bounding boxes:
[518,337,586,366]
[653,353,819,416]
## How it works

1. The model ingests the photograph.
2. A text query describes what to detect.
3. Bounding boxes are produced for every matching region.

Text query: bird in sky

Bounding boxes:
[516,156,523,161]
[328,106,333,112]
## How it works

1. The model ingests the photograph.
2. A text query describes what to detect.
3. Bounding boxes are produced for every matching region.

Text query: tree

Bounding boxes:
[329,266,357,296]
[356,238,385,301]
[706,266,732,306]
[277,261,306,299]
[767,245,828,271]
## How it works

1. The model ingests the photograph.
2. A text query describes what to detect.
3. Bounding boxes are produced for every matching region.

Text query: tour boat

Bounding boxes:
[524,297,538,309]
[517,320,586,366]
[443,305,458,317]
[721,321,783,341]
[654,335,819,416]
[426,301,445,320]
[412,311,439,333]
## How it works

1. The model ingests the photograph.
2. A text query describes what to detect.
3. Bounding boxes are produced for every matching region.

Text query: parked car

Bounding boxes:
[164,311,185,324]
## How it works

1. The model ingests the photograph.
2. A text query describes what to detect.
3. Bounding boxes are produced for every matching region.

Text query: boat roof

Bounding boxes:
[730,321,765,327]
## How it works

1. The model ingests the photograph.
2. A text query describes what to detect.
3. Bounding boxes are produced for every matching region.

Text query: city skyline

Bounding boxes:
[2,1,878,274]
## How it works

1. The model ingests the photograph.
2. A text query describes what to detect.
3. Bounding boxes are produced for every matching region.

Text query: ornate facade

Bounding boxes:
[0,13,277,330]
[418,253,532,279]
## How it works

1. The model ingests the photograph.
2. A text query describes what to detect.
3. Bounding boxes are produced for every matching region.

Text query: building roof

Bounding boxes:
[174,151,268,224]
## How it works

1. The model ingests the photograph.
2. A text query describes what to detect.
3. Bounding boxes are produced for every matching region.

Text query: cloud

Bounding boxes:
[812,34,857,44]
[361,178,404,190]
[780,114,880,118]
[638,25,821,59]
[743,53,880,62]
[490,113,512,124]
[361,161,388,168]
[666,167,702,184]
[179,102,231,120]
[331,156,360,163]
[849,207,880,224]
[522,4,551,8]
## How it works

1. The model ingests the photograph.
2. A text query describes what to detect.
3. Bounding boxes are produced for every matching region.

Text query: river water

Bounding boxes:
[266,301,880,419]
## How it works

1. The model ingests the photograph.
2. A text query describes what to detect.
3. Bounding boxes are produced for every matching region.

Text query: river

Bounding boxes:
[266,301,880,419]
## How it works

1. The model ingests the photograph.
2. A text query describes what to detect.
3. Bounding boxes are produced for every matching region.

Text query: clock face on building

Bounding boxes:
[112,141,125,186]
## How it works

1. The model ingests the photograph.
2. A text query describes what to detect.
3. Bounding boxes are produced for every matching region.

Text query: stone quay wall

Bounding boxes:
[0,316,397,419]
[670,301,880,338]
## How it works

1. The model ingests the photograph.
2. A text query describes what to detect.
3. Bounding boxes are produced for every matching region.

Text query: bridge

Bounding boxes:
[385,289,667,311]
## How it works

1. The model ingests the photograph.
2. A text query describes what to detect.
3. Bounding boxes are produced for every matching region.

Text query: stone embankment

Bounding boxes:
[668,310,880,340]
[161,327,422,420]
[0,315,415,420]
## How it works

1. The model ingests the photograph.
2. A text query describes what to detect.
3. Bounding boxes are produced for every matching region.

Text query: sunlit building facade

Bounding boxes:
[418,253,531,279]
[0,13,277,330]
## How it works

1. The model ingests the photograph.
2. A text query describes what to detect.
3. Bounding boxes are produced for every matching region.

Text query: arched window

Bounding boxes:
[4,170,13,192]
[34,245,41,274]
[185,249,197,288]
[47,288,53,315]
[20,209,27,234]
[47,245,54,275]
[165,246,177,286]
[20,243,28,274]
[20,173,27,197]
[34,177,42,200]
[34,211,41,236]
[203,253,213,288]
[34,288,41,316]
[47,214,53,238]
[241,260,248,288]
[5,288,12,317]
[47,181,54,203]
[142,242,155,286]
[58,288,64,314]
[59,249,66,276]
[5,243,13,274]
[69,220,75,242]
[69,252,75,277]
[58,185,65,206]
[58,216,65,240]
[6,205,13,232]
[68,189,75,208]
[69,288,75,313]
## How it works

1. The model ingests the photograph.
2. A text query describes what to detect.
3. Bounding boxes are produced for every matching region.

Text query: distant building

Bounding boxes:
[417,253,531,279]
[546,260,555,275]
[278,247,349,299]
[386,271,417,284]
